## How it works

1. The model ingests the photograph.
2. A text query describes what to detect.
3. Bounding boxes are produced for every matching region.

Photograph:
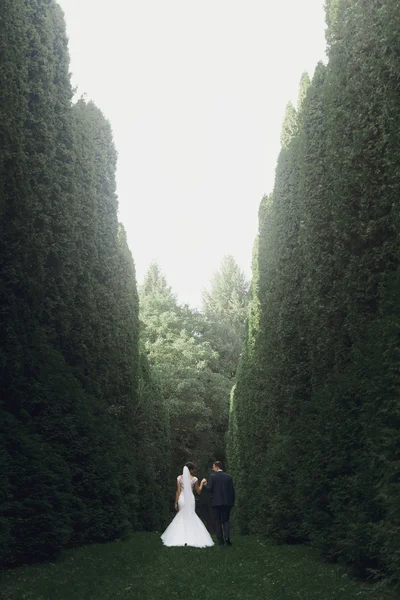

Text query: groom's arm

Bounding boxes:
[204,474,214,493]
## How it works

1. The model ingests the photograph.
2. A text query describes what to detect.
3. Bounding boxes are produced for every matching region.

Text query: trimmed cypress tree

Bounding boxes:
[229,0,400,586]
[227,233,266,534]
[0,0,77,565]
[252,85,310,541]
[135,351,171,531]
[0,0,170,566]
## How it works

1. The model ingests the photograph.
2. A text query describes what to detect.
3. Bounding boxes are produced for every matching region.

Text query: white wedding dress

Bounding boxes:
[161,466,214,548]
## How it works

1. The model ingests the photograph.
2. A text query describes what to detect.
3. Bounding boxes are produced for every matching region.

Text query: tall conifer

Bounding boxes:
[229,0,400,585]
[0,1,168,566]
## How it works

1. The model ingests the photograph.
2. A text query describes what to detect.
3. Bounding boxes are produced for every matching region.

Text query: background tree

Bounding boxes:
[139,261,250,528]
[139,264,230,476]
[202,255,250,378]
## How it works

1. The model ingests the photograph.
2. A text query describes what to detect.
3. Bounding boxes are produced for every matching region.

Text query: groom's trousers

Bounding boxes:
[212,506,231,544]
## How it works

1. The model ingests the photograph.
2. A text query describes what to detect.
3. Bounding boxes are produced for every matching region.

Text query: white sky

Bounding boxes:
[57,0,327,307]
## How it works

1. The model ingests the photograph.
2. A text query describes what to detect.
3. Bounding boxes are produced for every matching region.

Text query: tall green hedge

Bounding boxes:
[229,0,400,587]
[0,0,171,567]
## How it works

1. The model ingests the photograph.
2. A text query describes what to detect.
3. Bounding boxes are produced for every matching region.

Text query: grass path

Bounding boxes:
[0,533,394,600]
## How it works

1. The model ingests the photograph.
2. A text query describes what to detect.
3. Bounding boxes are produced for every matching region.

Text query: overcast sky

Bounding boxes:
[58,0,327,307]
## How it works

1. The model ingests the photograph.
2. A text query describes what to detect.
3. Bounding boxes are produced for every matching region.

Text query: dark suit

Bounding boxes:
[205,470,235,545]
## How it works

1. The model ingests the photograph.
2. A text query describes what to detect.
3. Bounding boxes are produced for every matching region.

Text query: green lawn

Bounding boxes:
[0,533,394,600]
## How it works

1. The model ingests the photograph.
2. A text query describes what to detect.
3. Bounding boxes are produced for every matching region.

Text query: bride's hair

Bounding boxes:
[185,462,196,473]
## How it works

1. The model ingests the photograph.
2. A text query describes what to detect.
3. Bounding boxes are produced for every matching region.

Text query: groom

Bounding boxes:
[203,461,235,546]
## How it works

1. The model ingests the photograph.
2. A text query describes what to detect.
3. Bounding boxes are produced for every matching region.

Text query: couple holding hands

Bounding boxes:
[161,461,235,548]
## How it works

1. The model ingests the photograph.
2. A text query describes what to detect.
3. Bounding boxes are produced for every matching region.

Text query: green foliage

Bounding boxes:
[0,0,168,567]
[280,102,298,150]
[134,352,171,531]
[139,264,231,475]
[227,235,266,533]
[202,255,250,378]
[229,0,400,588]
[297,72,311,111]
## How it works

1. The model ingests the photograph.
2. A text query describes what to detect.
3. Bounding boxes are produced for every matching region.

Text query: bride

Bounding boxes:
[161,462,214,548]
